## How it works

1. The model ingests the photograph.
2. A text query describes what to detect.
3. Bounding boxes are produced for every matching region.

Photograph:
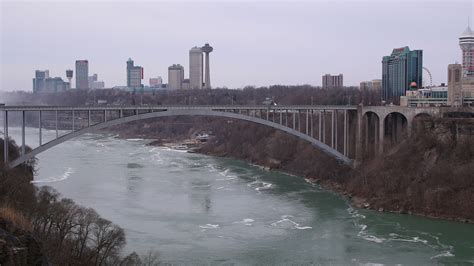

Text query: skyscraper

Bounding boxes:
[126,58,144,88]
[168,64,184,90]
[459,25,474,77]
[66,70,73,88]
[201,43,213,89]
[447,64,462,106]
[189,47,203,89]
[33,70,49,92]
[382,47,423,104]
[322,74,343,89]
[75,60,89,89]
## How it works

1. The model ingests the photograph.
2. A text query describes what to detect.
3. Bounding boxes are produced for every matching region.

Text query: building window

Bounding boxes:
[455,69,461,82]
[448,69,452,82]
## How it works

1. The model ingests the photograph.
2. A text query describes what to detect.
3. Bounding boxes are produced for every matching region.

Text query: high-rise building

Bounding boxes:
[44,77,69,92]
[447,64,463,106]
[33,70,49,92]
[459,25,474,77]
[149,77,163,87]
[88,73,98,88]
[66,70,73,88]
[168,64,184,90]
[189,47,203,89]
[75,60,89,89]
[126,58,144,88]
[322,74,343,89]
[382,46,423,104]
[201,43,213,89]
[360,79,382,91]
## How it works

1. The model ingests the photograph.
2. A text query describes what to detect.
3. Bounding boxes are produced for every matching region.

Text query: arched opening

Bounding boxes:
[383,112,407,150]
[361,111,380,159]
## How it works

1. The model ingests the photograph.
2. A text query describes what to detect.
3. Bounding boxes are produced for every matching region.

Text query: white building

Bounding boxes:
[168,64,184,90]
[149,77,163,87]
[189,47,203,89]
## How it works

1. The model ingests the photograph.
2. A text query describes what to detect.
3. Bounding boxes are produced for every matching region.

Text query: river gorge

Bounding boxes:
[7,127,474,264]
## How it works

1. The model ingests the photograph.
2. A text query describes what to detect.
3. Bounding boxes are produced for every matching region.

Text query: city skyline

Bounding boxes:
[1,1,473,91]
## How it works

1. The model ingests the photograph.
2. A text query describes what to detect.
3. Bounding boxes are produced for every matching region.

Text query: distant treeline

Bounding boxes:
[1,85,381,107]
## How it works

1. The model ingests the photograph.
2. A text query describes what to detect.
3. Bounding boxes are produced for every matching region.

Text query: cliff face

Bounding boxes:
[345,119,474,222]
[0,216,48,266]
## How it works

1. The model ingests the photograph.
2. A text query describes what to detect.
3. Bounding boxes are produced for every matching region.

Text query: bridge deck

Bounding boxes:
[0,105,358,111]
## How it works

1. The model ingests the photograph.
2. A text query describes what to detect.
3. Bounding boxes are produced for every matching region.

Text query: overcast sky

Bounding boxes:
[1,0,473,91]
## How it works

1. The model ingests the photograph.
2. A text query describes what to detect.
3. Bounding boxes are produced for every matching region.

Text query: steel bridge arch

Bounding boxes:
[8,109,352,168]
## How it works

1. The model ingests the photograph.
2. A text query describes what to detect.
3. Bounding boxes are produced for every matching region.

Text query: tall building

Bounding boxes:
[88,73,98,88]
[189,47,203,89]
[44,77,69,92]
[168,64,184,90]
[360,79,382,91]
[322,74,343,89]
[459,24,474,98]
[87,73,105,89]
[382,47,423,103]
[66,70,73,88]
[149,77,163,87]
[201,43,213,89]
[459,25,474,77]
[33,70,49,92]
[75,60,89,89]
[447,64,463,106]
[126,58,144,88]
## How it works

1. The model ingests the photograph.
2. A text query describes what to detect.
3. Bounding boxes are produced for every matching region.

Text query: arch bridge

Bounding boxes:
[0,105,446,168]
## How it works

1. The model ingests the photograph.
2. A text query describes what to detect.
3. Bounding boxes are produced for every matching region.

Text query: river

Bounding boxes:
[6,127,474,264]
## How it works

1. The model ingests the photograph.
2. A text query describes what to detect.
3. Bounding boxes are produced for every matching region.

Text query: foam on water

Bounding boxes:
[32,167,74,184]
[430,251,455,260]
[270,215,312,230]
[248,181,273,192]
[199,224,220,229]
[233,218,255,226]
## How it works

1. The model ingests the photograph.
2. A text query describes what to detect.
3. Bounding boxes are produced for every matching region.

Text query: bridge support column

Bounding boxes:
[355,106,363,163]
[378,115,384,155]
[3,110,8,164]
[21,111,25,156]
[280,110,282,125]
[310,110,314,138]
[322,111,326,144]
[88,110,91,127]
[298,111,301,132]
[343,110,347,156]
[39,111,42,146]
[72,110,75,131]
[293,111,296,129]
[285,110,288,127]
[55,110,58,138]
[335,110,338,151]
[319,111,322,141]
[306,110,309,135]
[331,110,335,148]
